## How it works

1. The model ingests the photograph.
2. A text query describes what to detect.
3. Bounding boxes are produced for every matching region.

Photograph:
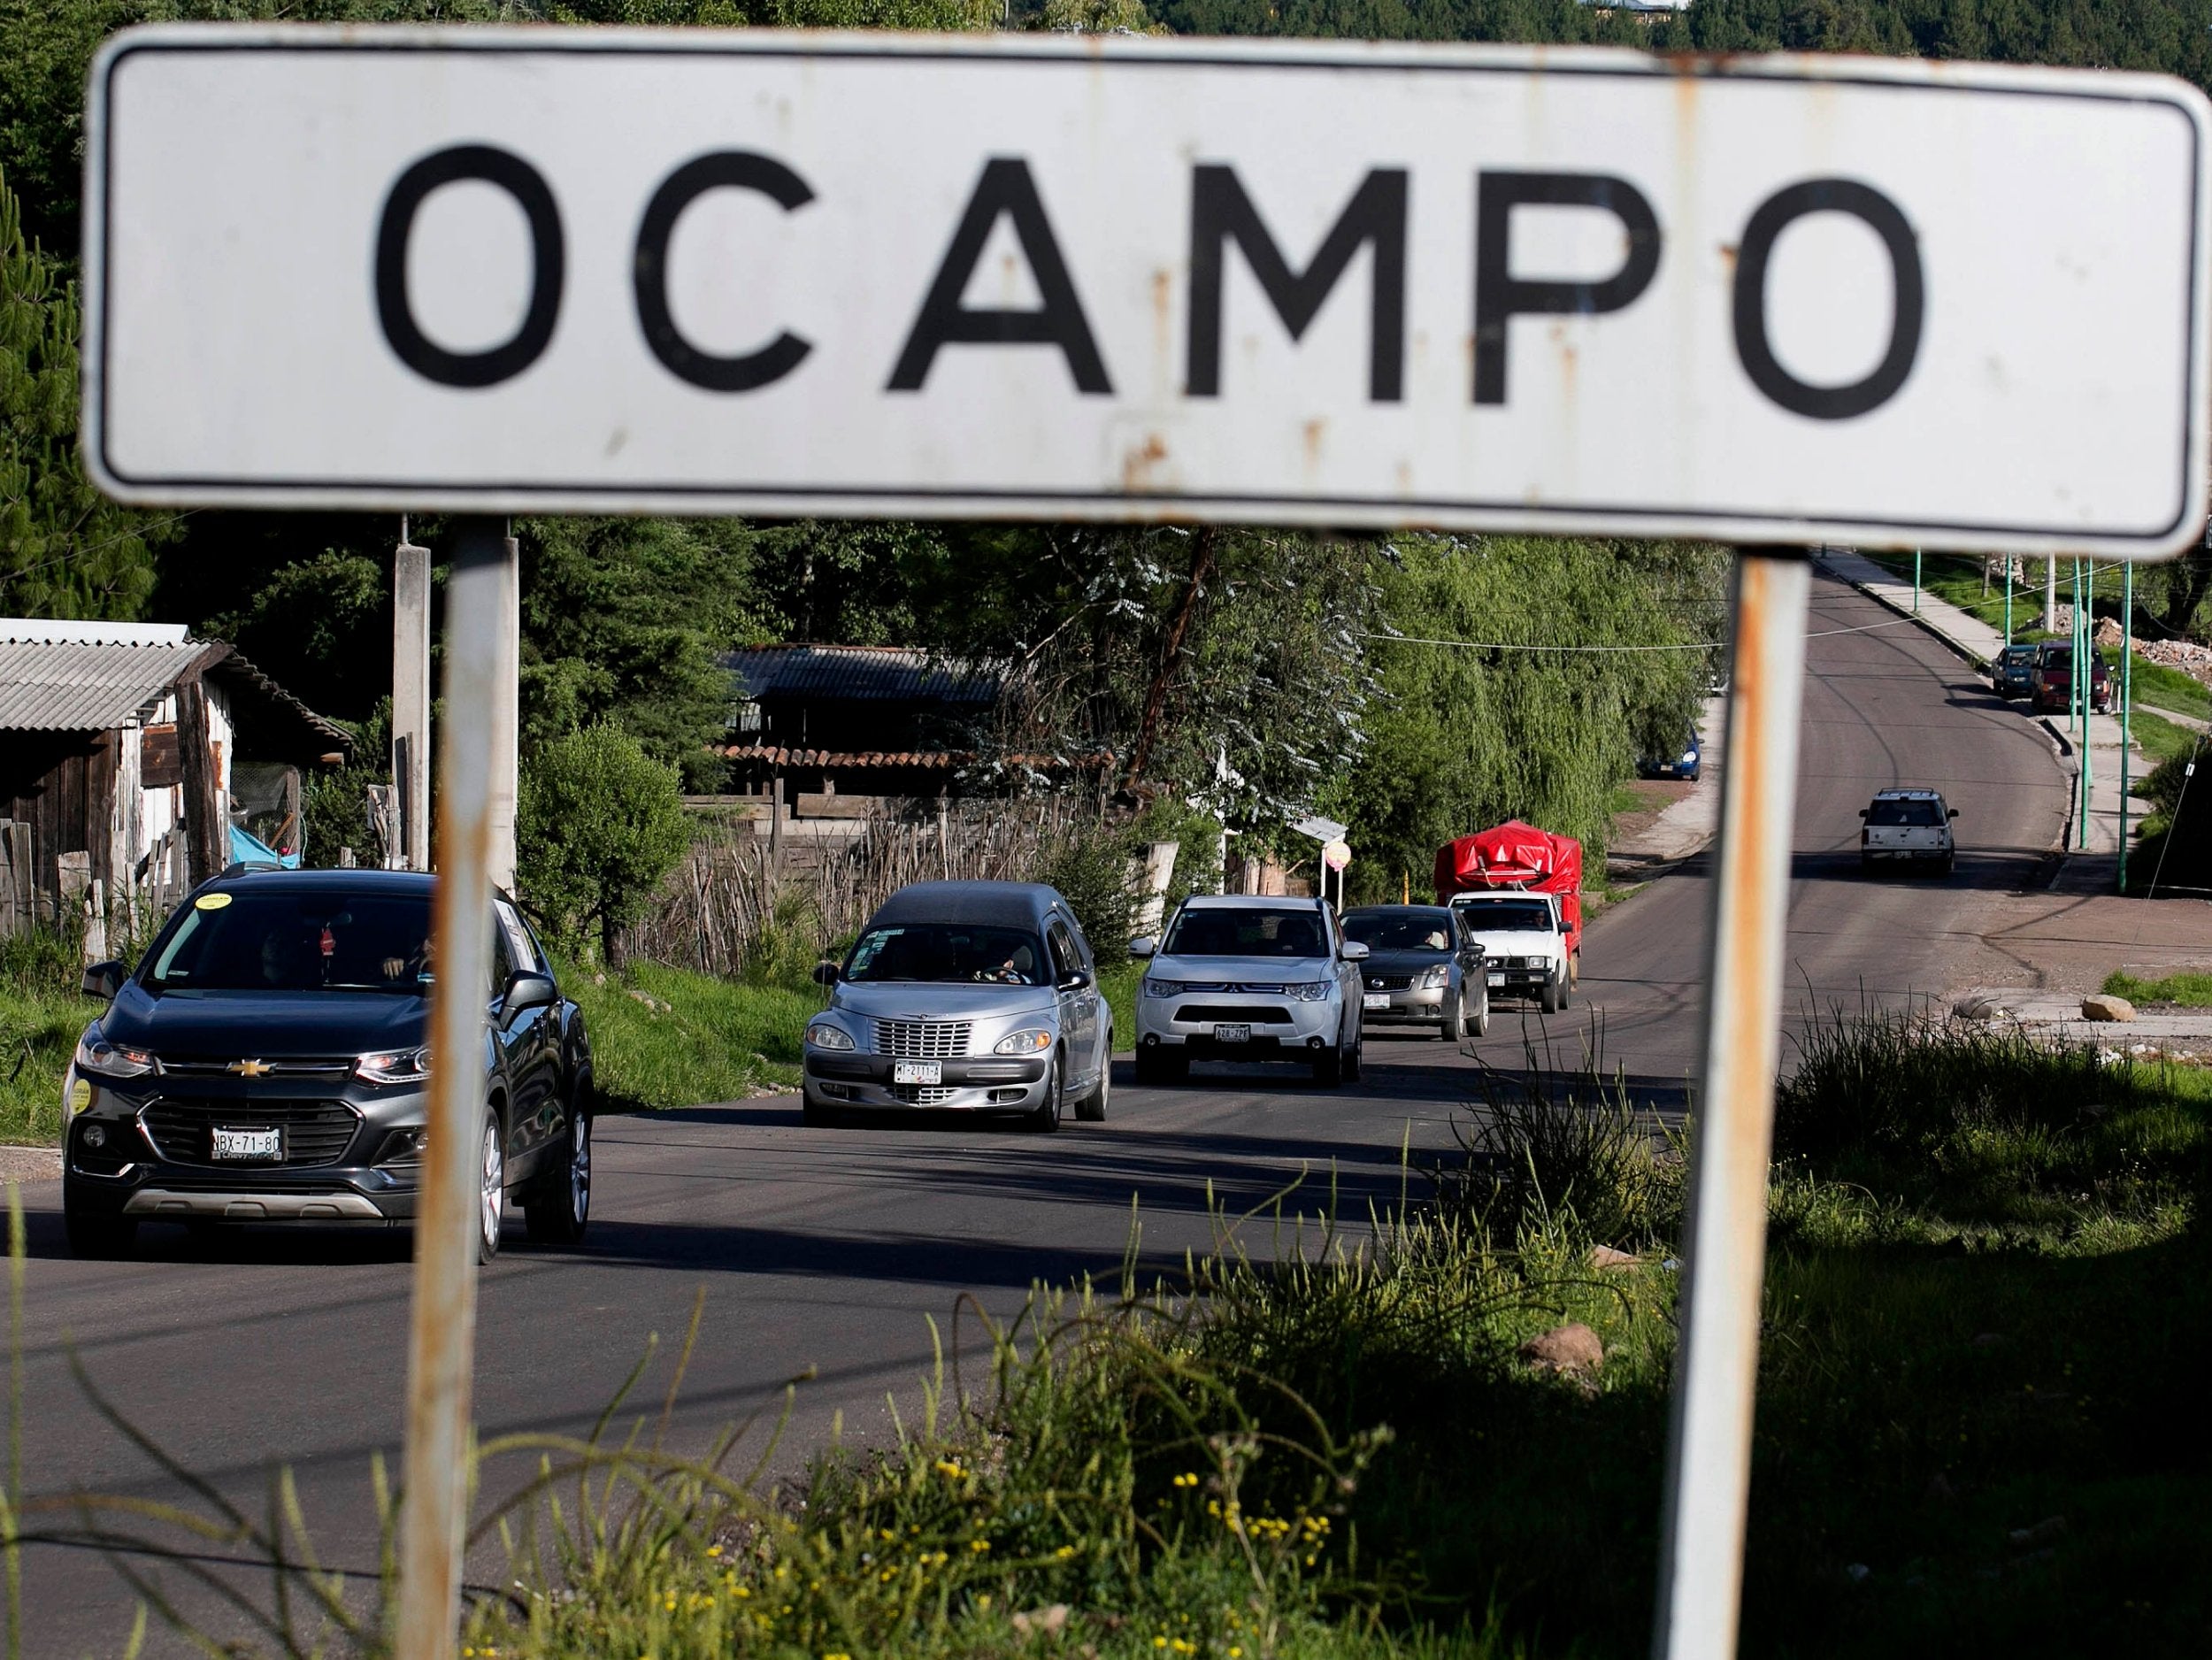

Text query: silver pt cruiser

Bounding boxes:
[802,882,1111,1131]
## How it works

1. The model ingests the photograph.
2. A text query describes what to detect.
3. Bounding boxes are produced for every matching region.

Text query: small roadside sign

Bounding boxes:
[83,27,2211,557]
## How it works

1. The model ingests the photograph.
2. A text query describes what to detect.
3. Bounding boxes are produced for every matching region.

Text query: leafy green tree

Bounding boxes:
[517,515,778,787]
[0,164,173,618]
[1331,534,1724,899]
[517,723,694,965]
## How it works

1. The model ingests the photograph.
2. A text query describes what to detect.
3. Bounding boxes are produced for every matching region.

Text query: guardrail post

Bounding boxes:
[393,518,511,1660]
[1652,547,1811,1660]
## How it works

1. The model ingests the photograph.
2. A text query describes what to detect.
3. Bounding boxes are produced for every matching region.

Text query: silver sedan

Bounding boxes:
[1340,904,1489,1040]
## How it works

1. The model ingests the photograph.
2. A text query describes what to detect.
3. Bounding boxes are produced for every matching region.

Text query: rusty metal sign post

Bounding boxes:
[79,27,2212,1660]
[1652,551,1811,1660]
[393,520,512,1657]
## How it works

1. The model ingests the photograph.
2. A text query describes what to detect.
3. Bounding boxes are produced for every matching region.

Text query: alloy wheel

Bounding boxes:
[479,1117,504,1260]
[567,1114,592,1228]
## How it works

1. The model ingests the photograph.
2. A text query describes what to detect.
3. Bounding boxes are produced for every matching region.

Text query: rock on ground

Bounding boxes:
[2081,993,2137,1023]
[1520,1322,1604,1376]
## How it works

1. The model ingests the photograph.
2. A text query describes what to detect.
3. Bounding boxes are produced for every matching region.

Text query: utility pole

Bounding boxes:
[392,523,432,872]
[488,530,520,891]
[2047,553,2059,631]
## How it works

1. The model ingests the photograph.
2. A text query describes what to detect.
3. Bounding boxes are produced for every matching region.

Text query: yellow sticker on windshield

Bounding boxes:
[69,1078,92,1114]
[194,892,233,910]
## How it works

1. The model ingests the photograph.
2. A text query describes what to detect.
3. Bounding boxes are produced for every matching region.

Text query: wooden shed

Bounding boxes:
[0,619,349,944]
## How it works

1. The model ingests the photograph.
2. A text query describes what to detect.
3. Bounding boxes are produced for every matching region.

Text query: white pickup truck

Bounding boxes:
[1859,788,1958,876]
[1448,891,1574,1013]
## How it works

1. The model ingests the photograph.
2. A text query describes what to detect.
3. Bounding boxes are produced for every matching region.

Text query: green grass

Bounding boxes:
[2129,709,2200,767]
[2123,657,2212,722]
[2101,969,2212,1009]
[0,932,99,1145]
[1100,957,1142,1054]
[561,956,812,1109]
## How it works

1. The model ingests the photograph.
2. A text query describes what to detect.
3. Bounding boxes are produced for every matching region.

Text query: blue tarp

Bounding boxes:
[229,822,301,870]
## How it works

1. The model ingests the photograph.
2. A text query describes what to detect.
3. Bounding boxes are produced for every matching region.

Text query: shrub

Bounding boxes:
[518,724,692,966]
[1437,1026,1682,1251]
[1041,824,1140,958]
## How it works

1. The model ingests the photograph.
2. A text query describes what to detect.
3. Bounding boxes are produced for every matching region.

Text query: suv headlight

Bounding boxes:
[805,1021,856,1052]
[995,1028,1054,1056]
[74,1031,156,1080]
[1283,981,1331,1002]
[1419,965,1451,990]
[1141,978,1184,999]
[356,1046,431,1084]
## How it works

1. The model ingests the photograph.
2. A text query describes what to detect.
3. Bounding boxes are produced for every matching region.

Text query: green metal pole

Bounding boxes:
[2120,561,2133,891]
[2004,558,2013,644]
[1913,549,1922,614]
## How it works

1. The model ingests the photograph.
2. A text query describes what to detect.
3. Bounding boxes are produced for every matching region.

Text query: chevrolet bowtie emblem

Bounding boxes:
[228,1059,273,1079]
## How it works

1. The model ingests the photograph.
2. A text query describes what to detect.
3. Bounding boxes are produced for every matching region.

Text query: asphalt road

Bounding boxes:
[12,571,2071,1656]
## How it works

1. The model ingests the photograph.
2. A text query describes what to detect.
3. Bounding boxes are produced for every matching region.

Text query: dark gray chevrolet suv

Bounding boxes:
[62,869,593,1261]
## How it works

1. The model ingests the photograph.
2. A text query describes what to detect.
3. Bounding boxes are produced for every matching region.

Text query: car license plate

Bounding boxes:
[1487,973,1506,988]
[1212,1024,1251,1044]
[211,1126,281,1161]
[1363,993,1389,1011]
[893,1061,942,1086]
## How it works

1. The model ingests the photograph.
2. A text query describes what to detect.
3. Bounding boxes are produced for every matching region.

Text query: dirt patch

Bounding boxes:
[0,1145,61,1185]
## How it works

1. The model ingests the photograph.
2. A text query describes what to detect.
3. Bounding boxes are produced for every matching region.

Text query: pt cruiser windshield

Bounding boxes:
[844,924,1047,985]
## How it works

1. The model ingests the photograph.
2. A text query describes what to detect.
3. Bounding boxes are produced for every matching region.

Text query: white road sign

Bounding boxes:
[84,27,2212,556]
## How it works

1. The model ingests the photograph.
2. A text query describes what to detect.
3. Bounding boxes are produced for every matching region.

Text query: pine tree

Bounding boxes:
[0,165,174,619]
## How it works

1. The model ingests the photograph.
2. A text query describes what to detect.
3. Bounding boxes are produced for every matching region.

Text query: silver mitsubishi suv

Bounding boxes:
[802,881,1111,1131]
[1130,895,1369,1086]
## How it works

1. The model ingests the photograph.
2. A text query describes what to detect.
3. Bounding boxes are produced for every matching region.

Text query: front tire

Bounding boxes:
[1134,1047,1187,1087]
[525,1111,592,1246]
[477,1111,505,1264]
[1029,1053,1064,1133]
[1312,1041,1343,1087]
[65,1203,137,1260]
[1074,1038,1110,1122]
[1466,986,1492,1038]
[1540,972,1564,1014]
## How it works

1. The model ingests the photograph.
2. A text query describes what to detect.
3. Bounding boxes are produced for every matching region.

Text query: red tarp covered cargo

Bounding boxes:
[1432,822,1584,955]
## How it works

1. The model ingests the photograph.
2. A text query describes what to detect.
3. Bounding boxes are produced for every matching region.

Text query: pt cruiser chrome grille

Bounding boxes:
[873,1020,972,1058]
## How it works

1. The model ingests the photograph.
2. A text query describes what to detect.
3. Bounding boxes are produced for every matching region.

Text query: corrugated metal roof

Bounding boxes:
[0,619,190,646]
[724,645,1000,704]
[0,637,221,731]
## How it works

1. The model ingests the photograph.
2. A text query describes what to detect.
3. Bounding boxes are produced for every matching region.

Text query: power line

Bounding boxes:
[1360,615,1922,654]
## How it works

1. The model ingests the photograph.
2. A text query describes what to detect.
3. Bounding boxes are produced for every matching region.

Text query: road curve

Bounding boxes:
[13,572,2070,1656]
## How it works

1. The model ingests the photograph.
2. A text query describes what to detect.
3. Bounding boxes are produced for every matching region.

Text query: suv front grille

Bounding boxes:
[154,1057,355,1081]
[140,1099,363,1168]
[1363,975,1412,991]
[1174,1003,1294,1025]
[873,1020,972,1058]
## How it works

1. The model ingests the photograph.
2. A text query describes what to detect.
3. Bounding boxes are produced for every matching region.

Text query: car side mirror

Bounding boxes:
[505,970,557,1012]
[1058,968,1092,992]
[1340,941,1371,962]
[81,959,127,1001]
[1947,808,1960,818]
[1856,809,1870,818]
[811,960,841,987]
[1128,936,1156,959]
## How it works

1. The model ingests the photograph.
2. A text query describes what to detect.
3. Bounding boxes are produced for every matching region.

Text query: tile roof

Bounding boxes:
[724,645,1000,705]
